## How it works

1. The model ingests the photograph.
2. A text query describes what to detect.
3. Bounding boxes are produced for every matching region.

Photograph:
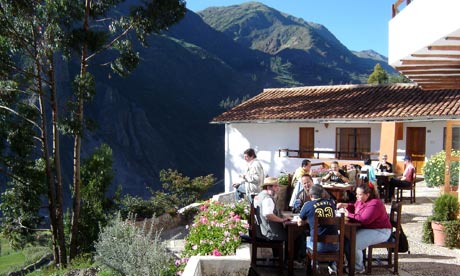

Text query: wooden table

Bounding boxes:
[322,183,354,202]
[283,213,361,275]
[375,172,396,202]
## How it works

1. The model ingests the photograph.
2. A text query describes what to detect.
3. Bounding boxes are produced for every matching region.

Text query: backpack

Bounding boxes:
[391,226,409,253]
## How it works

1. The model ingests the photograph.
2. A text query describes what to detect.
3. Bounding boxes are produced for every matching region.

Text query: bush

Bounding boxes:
[431,193,460,222]
[182,200,249,258]
[278,173,289,186]
[94,213,173,276]
[423,150,460,187]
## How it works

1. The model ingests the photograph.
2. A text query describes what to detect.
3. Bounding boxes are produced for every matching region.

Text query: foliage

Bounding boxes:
[170,200,250,275]
[94,213,173,276]
[443,220,460,249]
[181,200,249,259]
[389,73,411,83]
[219,94,250,110]
[431,193,460,222]
[120,170,215,219]
[77,144,119,254]
[422,216,434,244]
[0,234,51,275]
[0,0,187,264]
[367,63,389,84]
[277,172,289,185]
[423,150,460,187]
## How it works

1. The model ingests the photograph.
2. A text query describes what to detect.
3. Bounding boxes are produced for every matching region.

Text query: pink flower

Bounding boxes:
[229,211,235,217]
[224,231,230,237]
[200,216,208,224]
[192,245,198,250]
[211,249,222,256]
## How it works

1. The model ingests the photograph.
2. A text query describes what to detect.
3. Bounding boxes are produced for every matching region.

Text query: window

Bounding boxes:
[336,128,371,159]
[443,127,460,151]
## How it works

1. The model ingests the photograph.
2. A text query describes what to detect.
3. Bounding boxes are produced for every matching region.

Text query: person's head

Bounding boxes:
[364,158,372,166]
[330,161,339,171]
[381,154,388,162]
[308,184,324,199]
[261,177,279,194]
[301,159,311,170]
[356,183,378,202]
[404,155,412,164]
[244,148,256,162]
[301,174,313,190]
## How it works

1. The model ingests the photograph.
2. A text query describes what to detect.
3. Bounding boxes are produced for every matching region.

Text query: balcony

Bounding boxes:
[389,0,460,90]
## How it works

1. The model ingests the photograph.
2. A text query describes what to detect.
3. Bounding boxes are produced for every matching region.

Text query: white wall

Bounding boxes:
[389,0,460,65]
[224,122,382,192]
[223,121,449,192]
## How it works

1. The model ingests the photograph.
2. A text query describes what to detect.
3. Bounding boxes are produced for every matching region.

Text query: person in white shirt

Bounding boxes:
[233,148,264,202]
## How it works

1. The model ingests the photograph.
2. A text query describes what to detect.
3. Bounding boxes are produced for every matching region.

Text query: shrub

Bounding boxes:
[94,213,172,276]
[423,150,460,187]
[182,200,249,258]
[431,193,460,222]
[277,173,289,186]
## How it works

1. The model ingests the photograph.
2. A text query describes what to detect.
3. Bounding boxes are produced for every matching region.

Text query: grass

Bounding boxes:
[0,234,51,275]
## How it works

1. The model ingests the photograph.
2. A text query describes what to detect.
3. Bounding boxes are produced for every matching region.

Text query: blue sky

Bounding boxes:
[185,0,397,57]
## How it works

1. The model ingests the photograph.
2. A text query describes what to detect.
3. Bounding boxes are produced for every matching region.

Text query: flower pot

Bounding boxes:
[431,221,447,246]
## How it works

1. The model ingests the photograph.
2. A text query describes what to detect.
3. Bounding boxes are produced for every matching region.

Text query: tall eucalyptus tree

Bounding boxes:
[0,0,186,265]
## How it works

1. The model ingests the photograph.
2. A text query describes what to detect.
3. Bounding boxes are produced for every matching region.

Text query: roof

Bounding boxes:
[211,83,460,124]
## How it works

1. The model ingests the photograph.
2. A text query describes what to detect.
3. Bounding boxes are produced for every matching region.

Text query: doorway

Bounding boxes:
[406,127,426,174]
[299,128,314,158]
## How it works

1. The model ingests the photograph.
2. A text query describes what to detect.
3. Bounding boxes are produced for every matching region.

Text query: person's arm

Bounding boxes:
[266,213,289,223]
[347,201,379,225]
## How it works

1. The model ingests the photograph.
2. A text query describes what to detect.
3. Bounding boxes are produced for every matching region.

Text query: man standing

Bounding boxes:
[233,148,264,202]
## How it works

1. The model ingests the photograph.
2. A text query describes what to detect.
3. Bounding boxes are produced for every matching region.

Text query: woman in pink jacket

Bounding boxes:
[337,183,392,273]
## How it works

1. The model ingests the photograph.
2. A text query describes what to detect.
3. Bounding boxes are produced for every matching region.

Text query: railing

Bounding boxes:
[278,148,379,161]
[392,0,412,18]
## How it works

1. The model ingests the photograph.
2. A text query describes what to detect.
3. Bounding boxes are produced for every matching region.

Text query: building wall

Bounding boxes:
[223,121,447,192]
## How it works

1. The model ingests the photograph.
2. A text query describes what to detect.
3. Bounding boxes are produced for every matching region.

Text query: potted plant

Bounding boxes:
[423,150,460,191]
[277,172,290,211]
[429,193,460,247]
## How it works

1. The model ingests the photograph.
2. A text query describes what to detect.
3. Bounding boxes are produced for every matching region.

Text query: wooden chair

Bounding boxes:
[365,201,402,274]
[306,213,345,276]
[357,169,369,185]
[249,202,284,272]
[396,166,417,203]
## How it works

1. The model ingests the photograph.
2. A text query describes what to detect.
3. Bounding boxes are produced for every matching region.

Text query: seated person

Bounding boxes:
[292,174,331,213]
[360,158,377,184]
[291,159,312,186]
[289,160,312,208]
[297,184,339,275]
[388,155,415,200]
[337,183,391,274]
[322,161,349,183]
[376,154,393,173]
[254,177,306,263]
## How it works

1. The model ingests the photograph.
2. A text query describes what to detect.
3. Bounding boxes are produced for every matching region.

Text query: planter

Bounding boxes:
[276,185,288,211]
[431,221,447,246]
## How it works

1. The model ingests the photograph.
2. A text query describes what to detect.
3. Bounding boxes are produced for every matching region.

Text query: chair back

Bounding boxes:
[307,213,345,275]
[389,201,403,249]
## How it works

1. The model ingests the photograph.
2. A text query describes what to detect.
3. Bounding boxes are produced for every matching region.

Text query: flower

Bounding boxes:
[181,200,249,258]
[311,167,330,177]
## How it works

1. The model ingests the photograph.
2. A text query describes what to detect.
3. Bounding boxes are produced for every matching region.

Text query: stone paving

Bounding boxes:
[164,182,460,276]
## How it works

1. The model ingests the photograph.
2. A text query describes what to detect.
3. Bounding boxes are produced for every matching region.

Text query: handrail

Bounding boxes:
[278,148,379,160]
[392,0,412,18]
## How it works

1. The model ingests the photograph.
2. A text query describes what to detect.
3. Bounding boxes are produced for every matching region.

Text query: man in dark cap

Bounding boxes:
[388,155,415,200]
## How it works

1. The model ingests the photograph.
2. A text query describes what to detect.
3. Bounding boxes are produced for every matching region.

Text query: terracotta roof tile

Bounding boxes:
[211,83,460,123]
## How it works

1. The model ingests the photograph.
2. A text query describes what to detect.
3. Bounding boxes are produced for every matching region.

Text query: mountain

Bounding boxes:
[66,2,396,197]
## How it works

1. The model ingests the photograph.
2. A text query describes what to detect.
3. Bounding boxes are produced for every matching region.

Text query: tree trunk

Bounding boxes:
[69,0,90,259]
[47,54,67,265]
